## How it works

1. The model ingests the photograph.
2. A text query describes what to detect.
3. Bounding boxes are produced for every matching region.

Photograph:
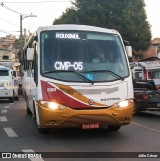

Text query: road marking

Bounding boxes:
[4,106,10,109]
[3,127,18,137]
[132,121,160,133]
[1,110,7,113]
[0,116,7,122]
[22,149,44,161]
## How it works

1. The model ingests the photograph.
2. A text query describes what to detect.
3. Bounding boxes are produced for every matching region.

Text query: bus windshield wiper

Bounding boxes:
[43,70,94,84]
[84,70,124,81]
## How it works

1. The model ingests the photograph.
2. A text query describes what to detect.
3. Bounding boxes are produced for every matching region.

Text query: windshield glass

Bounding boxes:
[40,30,129,82]
[0,70,9,76]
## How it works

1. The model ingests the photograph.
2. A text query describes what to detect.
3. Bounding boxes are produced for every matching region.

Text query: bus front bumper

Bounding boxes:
[36,100,134,129]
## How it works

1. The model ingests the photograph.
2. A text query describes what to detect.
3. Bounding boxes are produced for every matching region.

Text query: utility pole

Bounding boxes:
[24,28,26,45]
[19,13,36,77]
[20,15,23,52]
[19,13,36,52]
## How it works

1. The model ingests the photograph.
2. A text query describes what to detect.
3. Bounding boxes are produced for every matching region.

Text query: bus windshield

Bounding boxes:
[40,31,129,82]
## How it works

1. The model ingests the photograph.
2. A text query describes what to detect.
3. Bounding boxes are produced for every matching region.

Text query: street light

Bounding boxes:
[20,13,37,52]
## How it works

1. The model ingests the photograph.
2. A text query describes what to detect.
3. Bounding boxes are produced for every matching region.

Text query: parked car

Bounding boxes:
[133,79,160,115]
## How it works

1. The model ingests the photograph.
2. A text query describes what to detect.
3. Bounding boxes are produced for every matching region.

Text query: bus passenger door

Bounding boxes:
[29,47,37,113]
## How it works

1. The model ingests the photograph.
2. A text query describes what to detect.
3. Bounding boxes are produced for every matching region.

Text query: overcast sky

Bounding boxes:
[0,0,159,39]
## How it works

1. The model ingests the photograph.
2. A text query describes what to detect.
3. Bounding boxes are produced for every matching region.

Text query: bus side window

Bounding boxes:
[148,72,153,79]
[33,45,38,86]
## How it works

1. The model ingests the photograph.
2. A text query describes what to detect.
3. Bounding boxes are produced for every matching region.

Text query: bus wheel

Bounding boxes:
[133,104,141,115]
[108,125,121,131]
[26,99,31,115]
[27,105,32,115]
[36,120,47,134]
[37,125,46,134]
[33,103,46,134]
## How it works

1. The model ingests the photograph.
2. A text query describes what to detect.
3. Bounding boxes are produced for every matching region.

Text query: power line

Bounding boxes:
[0,1,71,3]
[0,17,19,28]
[0,29,20,35]
[0,2,37,34]
[0,2,24,14]
[0,0,72,37]
[0,29,11,35]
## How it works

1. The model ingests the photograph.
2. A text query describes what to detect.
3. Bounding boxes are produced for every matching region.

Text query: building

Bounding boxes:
[143,46,158,59]
[0,34,16,51]
[0,49,15,60]
[0,35,20,76]
[143,38,160,59]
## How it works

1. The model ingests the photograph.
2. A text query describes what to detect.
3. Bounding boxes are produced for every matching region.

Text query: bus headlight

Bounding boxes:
[114,100,133,109]
[39,100,67,110]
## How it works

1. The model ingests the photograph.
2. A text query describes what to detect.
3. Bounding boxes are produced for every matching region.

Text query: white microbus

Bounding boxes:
[130,60,160,90]
[0,62,19,102]
[22,25,134,133]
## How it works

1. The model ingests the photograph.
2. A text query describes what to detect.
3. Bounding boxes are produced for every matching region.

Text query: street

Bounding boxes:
[0,96,160,161]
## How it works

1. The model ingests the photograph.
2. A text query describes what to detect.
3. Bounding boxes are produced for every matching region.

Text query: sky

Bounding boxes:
[0,0,159,39]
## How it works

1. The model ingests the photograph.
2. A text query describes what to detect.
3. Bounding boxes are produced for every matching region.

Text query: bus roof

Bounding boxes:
[138,61,160,70]
[37,24,120,35]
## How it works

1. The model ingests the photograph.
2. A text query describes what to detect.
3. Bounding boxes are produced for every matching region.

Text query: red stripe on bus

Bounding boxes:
[41,80,49,100]
[46,82,95,109]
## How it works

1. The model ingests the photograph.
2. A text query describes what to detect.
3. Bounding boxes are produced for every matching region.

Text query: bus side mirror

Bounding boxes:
[126,46,132,58]
[27,48,34,61]
[123,40,132,58]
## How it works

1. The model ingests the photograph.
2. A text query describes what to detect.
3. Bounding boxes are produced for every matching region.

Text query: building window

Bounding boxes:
[2,55,9,60]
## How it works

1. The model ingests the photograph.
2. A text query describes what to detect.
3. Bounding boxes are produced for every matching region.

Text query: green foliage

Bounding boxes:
[13,39,20,49]
[158,45,160,53]
[53,0,152,58]
[54,7,77,24]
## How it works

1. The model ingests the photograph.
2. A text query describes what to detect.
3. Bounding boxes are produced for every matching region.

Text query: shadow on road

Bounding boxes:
[133,111,160,119]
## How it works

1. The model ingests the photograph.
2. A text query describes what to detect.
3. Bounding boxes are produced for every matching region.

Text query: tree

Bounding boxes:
[13,39,21,49]
[53,0,152,60]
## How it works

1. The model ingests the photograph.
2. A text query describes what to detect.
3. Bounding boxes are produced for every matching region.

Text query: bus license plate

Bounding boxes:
[82,123,99,129]
[157,103,160,107]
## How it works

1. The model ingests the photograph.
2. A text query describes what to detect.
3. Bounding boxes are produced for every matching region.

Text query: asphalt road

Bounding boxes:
[0,96,160,161]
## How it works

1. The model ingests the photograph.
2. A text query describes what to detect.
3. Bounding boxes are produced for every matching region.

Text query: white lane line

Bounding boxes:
[0,116,7,122]
[132,121,160,133]
[3,127,18,137]
[4,106,10,109]
[1,110,7,113]
[22,149,44,161]
[9,103,14,105]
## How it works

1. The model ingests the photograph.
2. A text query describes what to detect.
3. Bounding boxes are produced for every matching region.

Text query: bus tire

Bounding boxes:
[37,126,46,134]
[133,104,141,115]
[33,102,46,134]
[108,125,121,131]
[27,105,32,115]
[26,98,32,115]
[25,97,32,115]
